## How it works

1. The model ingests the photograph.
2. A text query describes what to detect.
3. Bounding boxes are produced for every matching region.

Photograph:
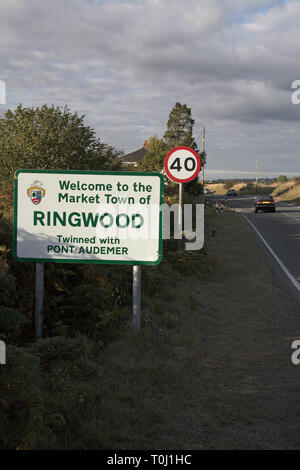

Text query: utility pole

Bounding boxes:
[256,158,259,192]
[201,126,206,186]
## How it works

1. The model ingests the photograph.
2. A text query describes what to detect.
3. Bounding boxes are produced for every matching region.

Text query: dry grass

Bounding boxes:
[206,182,257,194]
[271,180,300,203]
[206,183,226,193]
[271,181,295,196]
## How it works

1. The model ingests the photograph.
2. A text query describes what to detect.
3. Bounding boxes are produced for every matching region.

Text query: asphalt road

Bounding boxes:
[209,194,300,296]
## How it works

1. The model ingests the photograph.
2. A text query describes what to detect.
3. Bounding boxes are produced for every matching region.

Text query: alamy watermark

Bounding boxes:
[162,203,204,250]
[48,203,205,251]
[0,80,6,104]
[291,80,300,105]
[0,340,6,365]
[291,340,300,365]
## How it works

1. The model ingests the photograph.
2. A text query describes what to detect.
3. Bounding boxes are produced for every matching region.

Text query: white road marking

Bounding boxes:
[242,215,300,294]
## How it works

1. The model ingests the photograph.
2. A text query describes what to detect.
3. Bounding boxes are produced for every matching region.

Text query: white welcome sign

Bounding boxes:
[14,170,164,265]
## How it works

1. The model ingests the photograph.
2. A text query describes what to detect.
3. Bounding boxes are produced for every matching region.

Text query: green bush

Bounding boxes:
[224,180,234,190]
[0,336,102,450]
[184,181,203,197]
[0,346,44,450]
[0,105,123,182]
[278,175,288,183]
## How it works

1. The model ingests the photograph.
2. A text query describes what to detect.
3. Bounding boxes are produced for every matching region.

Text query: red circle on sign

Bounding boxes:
[164,146,201,183]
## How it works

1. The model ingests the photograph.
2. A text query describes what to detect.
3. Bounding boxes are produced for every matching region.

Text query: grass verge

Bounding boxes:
[86,210,300,450]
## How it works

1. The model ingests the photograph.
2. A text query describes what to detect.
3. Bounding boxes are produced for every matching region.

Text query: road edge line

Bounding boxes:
[242,214,300,295]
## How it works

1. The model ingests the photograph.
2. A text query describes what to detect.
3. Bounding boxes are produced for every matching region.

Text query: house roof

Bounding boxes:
[121,146,149,163]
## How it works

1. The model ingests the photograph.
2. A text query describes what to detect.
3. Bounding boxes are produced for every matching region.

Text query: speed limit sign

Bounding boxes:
[164,146,201,183]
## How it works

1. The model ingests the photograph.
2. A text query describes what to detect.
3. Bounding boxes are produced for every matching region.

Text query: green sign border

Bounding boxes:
[13,169,164,266]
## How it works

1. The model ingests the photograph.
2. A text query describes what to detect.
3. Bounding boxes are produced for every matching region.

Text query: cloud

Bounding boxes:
[0,0,299,176]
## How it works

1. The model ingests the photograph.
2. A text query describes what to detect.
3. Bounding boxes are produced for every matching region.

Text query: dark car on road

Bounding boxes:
[253,195,276,213]
[226,189,237,196]
[203,188,212,195]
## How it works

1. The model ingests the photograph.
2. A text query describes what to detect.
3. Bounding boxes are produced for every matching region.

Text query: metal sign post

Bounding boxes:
[35,262,44,337]
[178,182,183,250]
[0,339,6,365]
[133,265,141,333]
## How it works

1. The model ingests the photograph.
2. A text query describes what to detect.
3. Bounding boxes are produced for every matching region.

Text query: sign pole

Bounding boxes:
[178,182,183,250]
[35,262,44,338]
[133,265,141,333]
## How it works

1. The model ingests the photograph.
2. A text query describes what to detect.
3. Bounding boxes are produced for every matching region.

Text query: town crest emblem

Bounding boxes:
[27,181,46,205]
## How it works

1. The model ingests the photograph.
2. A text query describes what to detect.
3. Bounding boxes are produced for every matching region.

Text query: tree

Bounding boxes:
[138,103,205,194]
[140,103,200,172]
[163,102,203,194]
[138,135,167,172]
[163,102,198,150]
[199,151,206,168]
[278,175,288,183]
[0,104,123,183]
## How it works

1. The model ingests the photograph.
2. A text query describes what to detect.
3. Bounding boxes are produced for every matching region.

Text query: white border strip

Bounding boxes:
[242,215,300,294]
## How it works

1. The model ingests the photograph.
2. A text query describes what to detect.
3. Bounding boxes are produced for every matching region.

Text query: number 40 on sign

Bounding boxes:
[164,146,201,183]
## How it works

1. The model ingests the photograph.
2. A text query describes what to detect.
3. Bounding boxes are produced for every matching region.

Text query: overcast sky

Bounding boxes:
[0,0,299,179]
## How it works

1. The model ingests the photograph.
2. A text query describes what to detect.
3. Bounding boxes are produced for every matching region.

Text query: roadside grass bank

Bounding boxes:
[272,180,300,205]
[2,206,300,449]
